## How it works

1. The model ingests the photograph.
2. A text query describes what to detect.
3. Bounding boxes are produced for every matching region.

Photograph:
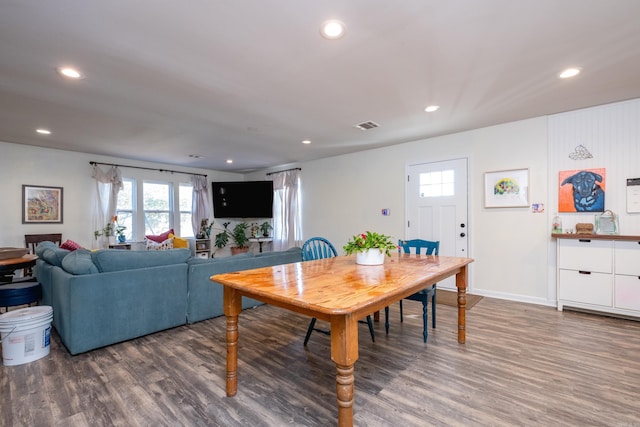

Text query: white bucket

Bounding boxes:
[0,306,53,366]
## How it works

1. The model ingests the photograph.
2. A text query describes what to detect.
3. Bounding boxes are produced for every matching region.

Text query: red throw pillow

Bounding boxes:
[145,228,174,243]
[60,239,83,251]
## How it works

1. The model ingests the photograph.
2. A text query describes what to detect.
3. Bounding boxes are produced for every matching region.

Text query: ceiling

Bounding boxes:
[2,1,640,173]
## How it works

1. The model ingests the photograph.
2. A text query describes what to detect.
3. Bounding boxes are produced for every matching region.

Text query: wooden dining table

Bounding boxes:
[212,253,474,427]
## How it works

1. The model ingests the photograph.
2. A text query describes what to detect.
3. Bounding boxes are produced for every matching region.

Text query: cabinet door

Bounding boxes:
[615,275,640,311]
[559,269,613,306]
[614,240,640,276]
[558,239,612,273]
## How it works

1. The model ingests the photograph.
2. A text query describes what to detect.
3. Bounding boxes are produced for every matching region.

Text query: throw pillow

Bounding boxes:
[145,228,174,243]
[168,233,189,249]
[60,239,83,252]
[61,249,99,275]
[146,237,174,251]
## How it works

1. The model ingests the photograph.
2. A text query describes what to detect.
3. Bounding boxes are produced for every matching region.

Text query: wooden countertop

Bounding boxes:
[551,233,640,241]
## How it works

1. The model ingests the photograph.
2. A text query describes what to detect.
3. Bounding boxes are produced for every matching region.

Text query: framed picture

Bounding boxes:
[484,168,529,208]
[22,185,64,223]
[558,168,605,213]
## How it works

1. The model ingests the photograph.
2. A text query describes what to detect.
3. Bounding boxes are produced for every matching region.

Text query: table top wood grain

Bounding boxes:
[212,254,474,321]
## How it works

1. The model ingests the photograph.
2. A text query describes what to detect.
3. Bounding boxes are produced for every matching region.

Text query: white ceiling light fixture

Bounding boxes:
[36,128,51,135]
[301,139,311,144]
[424,105,440,113]
[559,67,582,79]
[320,20,346,40]
[57,67,83,79]
[226,159,233,164]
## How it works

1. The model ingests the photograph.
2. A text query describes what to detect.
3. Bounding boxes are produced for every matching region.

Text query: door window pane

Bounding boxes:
[419,170,455,198]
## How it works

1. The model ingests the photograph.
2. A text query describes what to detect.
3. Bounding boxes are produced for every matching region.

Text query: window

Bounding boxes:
[143,181,172,236]
[419,170,455,198]
[115,178,135,240]
[115,178,194,241]
[179,183,194,238]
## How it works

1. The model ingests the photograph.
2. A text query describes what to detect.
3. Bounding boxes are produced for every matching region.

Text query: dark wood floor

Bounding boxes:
[2,296,640,427]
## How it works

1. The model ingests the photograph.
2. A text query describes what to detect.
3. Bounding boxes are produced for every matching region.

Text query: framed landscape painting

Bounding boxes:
[484,168,529,208]
[22,185,64,223]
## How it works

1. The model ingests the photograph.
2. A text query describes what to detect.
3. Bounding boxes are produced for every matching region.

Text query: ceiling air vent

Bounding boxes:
[354,121,380,131]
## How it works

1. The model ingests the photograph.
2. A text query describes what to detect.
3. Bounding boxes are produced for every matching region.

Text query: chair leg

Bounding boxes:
[384,306,390,334]
[421,299,429,343]
[304,318,317,346]
[366,315,375,342]
[431,289,436,329]
[399,300,404,323]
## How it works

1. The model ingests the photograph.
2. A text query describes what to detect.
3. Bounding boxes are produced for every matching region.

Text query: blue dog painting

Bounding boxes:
[559,168,606,212]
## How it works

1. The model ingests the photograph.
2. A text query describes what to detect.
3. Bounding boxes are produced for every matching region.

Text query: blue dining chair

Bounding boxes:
[385,239,439,343]
[302,237,376,346]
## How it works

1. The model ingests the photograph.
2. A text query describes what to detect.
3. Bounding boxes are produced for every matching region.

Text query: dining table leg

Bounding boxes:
[331,314,359,427]
[224,286,243,397]
[456,264,468,344]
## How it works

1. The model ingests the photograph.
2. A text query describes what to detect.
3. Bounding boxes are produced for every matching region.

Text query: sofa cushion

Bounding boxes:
[61,249,99,275]
[40,246,70,267]
[146,237,174,251]
[145,228,174,243]
[60,239,83,251]
[34,241,59,257]
[91,248,191,273]
[168,233,189,249]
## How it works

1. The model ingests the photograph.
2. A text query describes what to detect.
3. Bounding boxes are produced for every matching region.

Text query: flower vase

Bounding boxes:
[118,235,126,243]
[356,249,385,265]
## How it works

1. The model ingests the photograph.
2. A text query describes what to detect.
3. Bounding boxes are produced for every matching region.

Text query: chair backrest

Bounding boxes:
[398,239,439,256]
[301,237,338,261]
[25,233,62,254]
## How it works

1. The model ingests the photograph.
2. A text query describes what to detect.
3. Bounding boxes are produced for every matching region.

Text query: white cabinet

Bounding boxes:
[614,240,640,312]
[556,235,640,318]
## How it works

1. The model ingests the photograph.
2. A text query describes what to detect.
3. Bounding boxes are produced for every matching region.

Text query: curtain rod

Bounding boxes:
[89,161,207,178]
[266,167,301,176]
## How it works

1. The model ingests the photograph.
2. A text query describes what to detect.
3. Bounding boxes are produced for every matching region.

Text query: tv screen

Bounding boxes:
[212,181,274,218]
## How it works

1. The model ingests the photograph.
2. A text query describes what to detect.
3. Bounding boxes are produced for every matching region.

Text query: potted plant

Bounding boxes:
[215,222,250,255]
[230,222,250,254]
[343,231,397,265]
[259,221,272,237]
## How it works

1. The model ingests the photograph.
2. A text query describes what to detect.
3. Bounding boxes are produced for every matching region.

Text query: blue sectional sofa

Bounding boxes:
[34,243,302,355]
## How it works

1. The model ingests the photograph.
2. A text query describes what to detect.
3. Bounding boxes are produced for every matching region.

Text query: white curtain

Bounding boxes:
[92,165,123,248]
[191,175,212,236]
[270,169,302,250]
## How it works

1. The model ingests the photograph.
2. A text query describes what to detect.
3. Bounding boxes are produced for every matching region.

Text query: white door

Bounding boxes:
[406,158,469,290]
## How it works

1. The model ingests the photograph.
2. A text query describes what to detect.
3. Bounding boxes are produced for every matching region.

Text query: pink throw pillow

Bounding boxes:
[60,239,83,252]
[145,228,174,243]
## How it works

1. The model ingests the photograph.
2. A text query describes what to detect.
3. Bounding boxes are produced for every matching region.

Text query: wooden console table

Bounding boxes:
[212,253,473,426]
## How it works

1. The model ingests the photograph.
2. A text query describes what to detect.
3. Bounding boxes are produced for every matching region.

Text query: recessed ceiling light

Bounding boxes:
[36,129,51,135]
[559,67,581,79]
[226,159,233,164]
[57,67,82,79]
[320,20,346,39]
[301,140,311,144]
[424,105,440,113]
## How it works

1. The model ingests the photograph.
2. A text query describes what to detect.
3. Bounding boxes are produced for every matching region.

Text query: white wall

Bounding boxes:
[0,142,241,250]
[250,116,551,304]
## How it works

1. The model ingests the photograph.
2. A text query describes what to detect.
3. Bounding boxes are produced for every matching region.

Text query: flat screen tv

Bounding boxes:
[212,181,274,218]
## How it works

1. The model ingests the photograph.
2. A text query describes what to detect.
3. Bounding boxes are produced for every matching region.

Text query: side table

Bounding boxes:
[0,282,42,312]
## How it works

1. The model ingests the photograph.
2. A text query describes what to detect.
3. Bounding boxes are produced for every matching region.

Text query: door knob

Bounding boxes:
[460,232,466,237]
